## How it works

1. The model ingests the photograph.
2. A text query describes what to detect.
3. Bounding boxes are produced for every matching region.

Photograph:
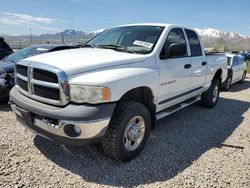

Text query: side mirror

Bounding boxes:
[161,43,187,59]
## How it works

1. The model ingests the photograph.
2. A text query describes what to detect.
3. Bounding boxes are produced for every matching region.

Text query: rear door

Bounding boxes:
[236,56,246,79]
[232,57,240,82]
[185,29,207,90]
[156,28,192,109]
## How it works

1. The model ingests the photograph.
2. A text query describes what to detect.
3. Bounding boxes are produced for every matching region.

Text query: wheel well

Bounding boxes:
[213,69,222,83]
[119,87,156,129]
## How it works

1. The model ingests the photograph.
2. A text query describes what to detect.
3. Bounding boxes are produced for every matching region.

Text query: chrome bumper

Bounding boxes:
[32,117,110,140]
[10,101,113,145]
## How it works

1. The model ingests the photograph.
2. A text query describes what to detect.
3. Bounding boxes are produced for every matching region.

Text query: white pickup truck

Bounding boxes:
[10,23,228,162]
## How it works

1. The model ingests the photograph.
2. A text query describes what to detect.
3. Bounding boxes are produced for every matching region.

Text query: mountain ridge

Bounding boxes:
[1,28,249,51]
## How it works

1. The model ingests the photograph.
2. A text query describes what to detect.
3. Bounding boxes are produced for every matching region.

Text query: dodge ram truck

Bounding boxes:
[9,24,228,162]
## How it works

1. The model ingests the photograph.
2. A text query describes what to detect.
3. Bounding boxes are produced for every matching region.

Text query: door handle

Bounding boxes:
[184,64,192,69]
[201,62,207,66]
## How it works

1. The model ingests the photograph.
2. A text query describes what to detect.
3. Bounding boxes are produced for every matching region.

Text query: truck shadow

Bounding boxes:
[224,78,250,93]
[34,95,250,187]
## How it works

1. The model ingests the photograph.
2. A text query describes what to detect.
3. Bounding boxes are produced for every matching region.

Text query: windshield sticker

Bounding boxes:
[133,40,153,49]
[36,48,49,52]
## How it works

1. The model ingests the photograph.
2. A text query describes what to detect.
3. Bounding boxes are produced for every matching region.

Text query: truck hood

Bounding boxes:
[24,48,146,76]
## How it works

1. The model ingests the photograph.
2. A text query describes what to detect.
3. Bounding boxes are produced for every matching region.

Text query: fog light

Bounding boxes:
[0,78,6,86]
[74,125,81,135]
[63,124,81,137]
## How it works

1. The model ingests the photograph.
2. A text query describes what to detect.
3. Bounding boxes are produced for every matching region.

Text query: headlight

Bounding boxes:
[0,78,6,86]
[70,85,111,104]
[0,68,7,78]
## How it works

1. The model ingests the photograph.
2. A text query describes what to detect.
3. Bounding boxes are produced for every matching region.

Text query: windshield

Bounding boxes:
[86,26,164,54]
[2,46,50,63]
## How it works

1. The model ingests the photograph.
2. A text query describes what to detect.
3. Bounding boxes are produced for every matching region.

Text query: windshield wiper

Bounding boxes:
[98,44,136,54]
[81,44,95,48]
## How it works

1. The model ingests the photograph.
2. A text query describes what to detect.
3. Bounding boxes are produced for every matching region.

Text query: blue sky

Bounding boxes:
[0,0,249,35]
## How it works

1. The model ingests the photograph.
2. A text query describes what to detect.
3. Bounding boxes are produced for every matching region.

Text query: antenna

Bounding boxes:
[29,27,33,45]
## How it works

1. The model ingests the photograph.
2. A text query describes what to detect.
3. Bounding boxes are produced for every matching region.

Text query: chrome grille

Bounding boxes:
[15,62,69,106]
[16,77,28,92]
[16,65,28,76]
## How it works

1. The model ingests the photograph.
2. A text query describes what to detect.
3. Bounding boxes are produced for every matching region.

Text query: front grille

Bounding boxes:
[33,69,58,83]
[34,85,60,100]
[15,63,69,106]
[16,65,28,76]
[17,78,28,91]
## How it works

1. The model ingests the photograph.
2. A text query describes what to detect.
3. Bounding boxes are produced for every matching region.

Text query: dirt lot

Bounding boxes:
[0,76,250,188]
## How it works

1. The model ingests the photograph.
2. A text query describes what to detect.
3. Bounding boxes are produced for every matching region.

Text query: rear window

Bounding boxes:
[185,29,202,56]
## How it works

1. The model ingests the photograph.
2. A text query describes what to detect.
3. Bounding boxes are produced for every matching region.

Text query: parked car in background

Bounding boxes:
[238,53,247,61]
[0,44,80,101]
[0,37,13,60]
[10,23,227,162]
[246,52,250,60]
[221,54,247,91]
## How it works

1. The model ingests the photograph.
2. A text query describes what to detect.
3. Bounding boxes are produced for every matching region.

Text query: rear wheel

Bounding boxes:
[102,101,151,162]
[200,79,220,108]
[239,71,246,84]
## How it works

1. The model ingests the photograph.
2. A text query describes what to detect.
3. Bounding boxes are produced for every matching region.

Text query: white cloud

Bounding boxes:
[0,12,55,25]
[68,0,81,3]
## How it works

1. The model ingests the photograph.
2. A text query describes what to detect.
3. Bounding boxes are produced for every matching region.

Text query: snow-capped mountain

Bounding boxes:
[195,28,249,40]
[91,29,105,35]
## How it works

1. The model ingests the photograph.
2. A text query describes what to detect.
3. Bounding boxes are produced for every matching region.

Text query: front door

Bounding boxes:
[156,28,192,110]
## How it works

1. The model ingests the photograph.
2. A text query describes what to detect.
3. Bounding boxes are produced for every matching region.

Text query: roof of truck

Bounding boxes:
[117,23,195,31]
[120,23,172,27]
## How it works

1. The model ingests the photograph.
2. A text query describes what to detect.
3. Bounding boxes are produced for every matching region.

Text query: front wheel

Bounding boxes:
[239,71,246,84]
[200,79,220,108]
[102,101,151,162]
[221,74,232,91]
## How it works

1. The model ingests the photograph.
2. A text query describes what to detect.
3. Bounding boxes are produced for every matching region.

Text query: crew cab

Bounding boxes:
[9,24,227,162]
[221,53,247,91]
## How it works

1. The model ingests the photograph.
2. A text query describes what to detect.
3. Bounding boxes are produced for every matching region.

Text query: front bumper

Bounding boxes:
[10,87,116,145]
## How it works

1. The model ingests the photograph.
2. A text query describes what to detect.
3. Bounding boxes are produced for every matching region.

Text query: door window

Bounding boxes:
[161,28,187,58]
[236,56,244,64]
[232,57,238,67]
[185,29,202,56]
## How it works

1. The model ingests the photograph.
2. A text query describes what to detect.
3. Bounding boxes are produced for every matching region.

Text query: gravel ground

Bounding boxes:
[0,76,250,188]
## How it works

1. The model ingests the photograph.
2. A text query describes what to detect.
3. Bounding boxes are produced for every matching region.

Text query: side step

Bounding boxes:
[156,95,201,120]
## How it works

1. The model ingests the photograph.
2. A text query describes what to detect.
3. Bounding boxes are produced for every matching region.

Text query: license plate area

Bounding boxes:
[11,104,33,124]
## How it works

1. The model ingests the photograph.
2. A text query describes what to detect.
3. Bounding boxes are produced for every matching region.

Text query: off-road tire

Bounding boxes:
[200,79,220,108]
[102,101,151,162]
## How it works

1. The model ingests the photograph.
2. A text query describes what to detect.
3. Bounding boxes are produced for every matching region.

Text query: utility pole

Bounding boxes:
[61,31,64,44]
[245,39,248,53]
[29,27,33,45]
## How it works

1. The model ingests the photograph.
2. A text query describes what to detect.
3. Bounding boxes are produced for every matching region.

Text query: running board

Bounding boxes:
[156,95,201,120]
